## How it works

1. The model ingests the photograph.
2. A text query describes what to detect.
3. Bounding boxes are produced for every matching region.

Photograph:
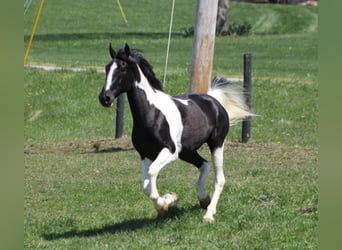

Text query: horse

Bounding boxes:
[98,43,252,222]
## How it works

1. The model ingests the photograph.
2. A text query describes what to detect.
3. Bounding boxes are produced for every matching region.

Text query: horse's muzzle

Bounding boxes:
[99,90,114,107]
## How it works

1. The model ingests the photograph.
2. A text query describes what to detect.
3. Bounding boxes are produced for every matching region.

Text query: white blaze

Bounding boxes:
[105,62,118,91]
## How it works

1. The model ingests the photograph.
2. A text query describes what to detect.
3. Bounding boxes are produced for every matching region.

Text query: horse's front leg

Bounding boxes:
[141,148,178,215]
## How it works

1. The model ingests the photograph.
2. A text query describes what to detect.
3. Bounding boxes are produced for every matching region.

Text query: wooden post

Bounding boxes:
[241,53,252,143]
[115,94,125,139]
[190,0,219,93]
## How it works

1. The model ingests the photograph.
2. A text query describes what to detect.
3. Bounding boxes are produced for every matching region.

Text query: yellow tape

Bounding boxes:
[116,0,128,25]
[24,0,45,65]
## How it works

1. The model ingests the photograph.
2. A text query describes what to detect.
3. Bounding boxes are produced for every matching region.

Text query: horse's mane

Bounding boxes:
[117,47,163,91]
[131,50,163,91]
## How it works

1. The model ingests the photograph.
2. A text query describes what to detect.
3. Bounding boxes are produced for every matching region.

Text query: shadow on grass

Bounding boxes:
[90,147,135,154]
[43,205,199,240]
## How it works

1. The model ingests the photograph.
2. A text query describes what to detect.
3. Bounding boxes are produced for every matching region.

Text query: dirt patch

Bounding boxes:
[24,136,134,155]
[25,137,318,168]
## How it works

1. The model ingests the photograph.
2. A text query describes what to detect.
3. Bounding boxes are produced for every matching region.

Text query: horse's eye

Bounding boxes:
[118,61,127,71]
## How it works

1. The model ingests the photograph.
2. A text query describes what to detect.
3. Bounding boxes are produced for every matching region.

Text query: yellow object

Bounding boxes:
[24,0,45,65]
[116,0,128,25]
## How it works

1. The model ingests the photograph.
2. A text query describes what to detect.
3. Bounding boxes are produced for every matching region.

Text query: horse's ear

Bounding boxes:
[109,43,116,59]
[124,43,130,57]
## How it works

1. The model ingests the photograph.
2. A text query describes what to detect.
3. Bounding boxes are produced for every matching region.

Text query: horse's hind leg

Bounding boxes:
[203,145,225,223]
[197,161,211,209]
[179,150,211,209]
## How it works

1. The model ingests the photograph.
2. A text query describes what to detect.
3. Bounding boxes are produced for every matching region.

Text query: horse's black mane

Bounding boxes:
[116,47,163,91]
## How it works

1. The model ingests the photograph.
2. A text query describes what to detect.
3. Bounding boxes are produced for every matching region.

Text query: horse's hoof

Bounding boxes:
[199,196,211,209]
[203,216,215,223]
[156,192,179,216]
[163,192,178,206]
[157,202,169,216]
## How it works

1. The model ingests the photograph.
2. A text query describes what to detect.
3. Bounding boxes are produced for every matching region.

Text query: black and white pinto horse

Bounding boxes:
[99,43,252,222]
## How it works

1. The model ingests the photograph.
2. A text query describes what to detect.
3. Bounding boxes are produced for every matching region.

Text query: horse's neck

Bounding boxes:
[126,68,163,124]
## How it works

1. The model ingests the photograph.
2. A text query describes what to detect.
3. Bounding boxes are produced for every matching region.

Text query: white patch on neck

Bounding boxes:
[135,66,184,154]
[105,62,117,91]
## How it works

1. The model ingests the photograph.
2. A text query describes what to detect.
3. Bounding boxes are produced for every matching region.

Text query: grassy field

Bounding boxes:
[24,1,318,249]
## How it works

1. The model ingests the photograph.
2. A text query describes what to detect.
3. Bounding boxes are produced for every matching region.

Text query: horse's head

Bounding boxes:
[99,43,140,107]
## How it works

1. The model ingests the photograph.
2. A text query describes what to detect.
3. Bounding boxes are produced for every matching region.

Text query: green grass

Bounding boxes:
[25,139,317,249]
[24,1,318,249]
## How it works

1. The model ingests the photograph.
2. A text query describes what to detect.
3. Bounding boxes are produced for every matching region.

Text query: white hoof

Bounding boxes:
[156,192,178,216]
[203,214,215,223]
[203,209,215,223]
[162,192,178,207]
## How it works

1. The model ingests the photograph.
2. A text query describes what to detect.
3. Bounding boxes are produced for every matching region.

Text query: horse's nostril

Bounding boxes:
[105,96,111,103]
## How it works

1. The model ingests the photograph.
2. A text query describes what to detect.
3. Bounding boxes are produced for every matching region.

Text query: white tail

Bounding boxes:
[208,76,254,126]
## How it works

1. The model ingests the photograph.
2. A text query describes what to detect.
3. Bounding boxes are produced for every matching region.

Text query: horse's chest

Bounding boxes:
[145,90,184,140]
[131,90,184,158]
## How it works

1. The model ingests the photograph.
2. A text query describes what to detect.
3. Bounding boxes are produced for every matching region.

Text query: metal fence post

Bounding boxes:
[241,53,252,143]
